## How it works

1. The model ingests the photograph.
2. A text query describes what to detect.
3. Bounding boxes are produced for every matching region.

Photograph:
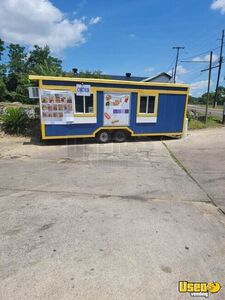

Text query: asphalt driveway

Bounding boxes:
[0,129,225,300]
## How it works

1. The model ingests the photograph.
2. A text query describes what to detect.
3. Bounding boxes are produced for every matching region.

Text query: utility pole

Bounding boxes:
[173,46,185,83]
[171,67,174,81]
[214,29,224,107]
[205,51,213,123]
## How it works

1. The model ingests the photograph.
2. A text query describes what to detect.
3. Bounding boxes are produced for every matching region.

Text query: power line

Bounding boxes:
[201,64,219,72]
[181,46,220,61]
[166,57,176,74]
[181,60,209,63]
[200,58,225,72]
[182,31,219,57]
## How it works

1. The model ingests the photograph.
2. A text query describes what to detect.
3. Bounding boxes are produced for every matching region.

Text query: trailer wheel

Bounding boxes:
[113,130,127,142]
[97,130,111,143]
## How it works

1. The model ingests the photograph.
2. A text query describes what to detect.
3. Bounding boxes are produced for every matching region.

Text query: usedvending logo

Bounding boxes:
[178,281,221,298]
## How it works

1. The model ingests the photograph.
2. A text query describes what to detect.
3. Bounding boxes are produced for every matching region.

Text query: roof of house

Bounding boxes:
[104,72,172,82]
[142,72,172,82]
[104,74,147,81]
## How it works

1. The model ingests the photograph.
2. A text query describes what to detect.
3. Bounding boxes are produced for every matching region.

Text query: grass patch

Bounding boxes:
[189,115,222,130]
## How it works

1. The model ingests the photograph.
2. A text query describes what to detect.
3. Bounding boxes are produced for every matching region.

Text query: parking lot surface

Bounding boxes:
[0,129,225,300]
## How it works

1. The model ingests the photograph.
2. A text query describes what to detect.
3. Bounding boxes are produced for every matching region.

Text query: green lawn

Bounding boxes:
[189,115,223,130]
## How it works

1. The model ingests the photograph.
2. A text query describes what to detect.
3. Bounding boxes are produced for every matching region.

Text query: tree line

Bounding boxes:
[1,38,224,106]
[0,39,64,103]
[0,38,104,104]
[189,87,225,106]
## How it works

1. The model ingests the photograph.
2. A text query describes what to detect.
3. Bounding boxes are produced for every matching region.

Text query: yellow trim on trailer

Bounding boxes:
[74,113,96,117]
[93,127,134,136]
[39,84,76,92]
[74,91,97,117]
[29,75,189,89]
[136,91,159,117]
[35,75,189,141]
[41,123,182,140]
[40,84,188,95]
[182,87,189,135]
[41,123,46,139]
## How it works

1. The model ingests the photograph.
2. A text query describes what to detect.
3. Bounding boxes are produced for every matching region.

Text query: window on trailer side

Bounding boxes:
[139,95,156,114]
[75,94,94,113]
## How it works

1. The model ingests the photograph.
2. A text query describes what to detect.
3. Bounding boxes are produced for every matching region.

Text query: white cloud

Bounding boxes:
[176,65,188,75]
[144,67,154,74]
[0,0,100,52]
[176,77,185,84]
[89,16,101,25]
[192,54,218,63]
[189,80,212,96]
[168,65,188,76]
[190,80,209,91]
[211,0,225,14]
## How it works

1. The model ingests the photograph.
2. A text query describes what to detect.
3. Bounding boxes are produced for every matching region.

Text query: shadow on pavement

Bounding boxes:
[23,134,178,147]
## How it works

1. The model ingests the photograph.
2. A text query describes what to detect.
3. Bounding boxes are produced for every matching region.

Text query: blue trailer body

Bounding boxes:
[29,75,189,140]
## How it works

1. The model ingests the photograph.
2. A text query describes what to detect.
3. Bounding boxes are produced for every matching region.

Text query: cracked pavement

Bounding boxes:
[0,128,225,300]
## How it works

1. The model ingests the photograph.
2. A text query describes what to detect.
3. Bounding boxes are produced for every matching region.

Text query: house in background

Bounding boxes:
[142,72,172,83]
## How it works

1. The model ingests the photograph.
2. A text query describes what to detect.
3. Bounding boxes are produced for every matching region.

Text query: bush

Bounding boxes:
[6,91,29,104]
[0,79,8,101]
[0,107,29,135]
[188,115,222,130]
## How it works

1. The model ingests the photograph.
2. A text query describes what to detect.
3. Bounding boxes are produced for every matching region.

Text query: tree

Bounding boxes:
[64,69,108,79]
[29,60,62,76]
[0,38,5,61]
[189,95,201,104]
[27,45,62,75]
[8,44,27,75]
[6,43,30,102]
[0,79,8,101]
[0,39,8,100]
[7,44,28,92]
[217,86,225,105]
[200,92,214,105]
[0,38,6,78]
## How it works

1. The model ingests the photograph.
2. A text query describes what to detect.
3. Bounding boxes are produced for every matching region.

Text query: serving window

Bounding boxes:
[75,94,94,114]
[138,94,158,116]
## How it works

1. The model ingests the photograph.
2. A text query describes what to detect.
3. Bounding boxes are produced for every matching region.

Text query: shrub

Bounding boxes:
[0,107,29,135]
[0,79,8,101]
[6,91,28,104]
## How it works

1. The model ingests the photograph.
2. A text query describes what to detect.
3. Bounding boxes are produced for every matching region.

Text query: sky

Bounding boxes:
[0,0,225,96]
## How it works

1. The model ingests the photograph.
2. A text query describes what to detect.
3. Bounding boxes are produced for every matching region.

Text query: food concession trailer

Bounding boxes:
[29,75,189,142]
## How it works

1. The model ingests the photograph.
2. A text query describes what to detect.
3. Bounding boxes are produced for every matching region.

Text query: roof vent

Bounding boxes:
[126,72,131,78]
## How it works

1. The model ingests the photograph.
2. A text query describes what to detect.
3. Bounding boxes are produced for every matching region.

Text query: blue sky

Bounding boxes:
[0,0,225,95]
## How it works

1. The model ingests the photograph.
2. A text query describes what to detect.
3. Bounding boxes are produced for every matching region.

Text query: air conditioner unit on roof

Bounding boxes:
[28,87,39,99]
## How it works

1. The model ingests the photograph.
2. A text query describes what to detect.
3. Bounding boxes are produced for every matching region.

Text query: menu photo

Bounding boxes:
[40,90,74,124]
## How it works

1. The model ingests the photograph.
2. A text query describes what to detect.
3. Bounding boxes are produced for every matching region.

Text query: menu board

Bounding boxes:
[40,90,74,124]
[103,92,130,126]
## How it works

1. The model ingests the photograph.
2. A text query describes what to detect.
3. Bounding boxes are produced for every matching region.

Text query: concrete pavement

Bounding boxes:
[0,131,225,300]
[165,127,225,213]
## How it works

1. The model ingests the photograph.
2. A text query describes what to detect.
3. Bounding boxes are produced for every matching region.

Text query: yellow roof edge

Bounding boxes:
[28,75,189,88]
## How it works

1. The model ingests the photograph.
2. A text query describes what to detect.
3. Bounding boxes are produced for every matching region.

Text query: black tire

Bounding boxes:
[113,130,127,143]
[97,130,111,143]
